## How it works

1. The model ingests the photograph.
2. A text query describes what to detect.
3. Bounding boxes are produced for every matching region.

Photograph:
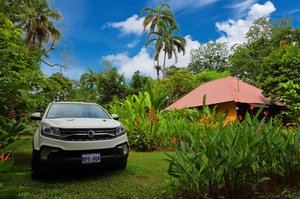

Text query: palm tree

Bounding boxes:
[17,0,61,49]
[142,3,177,79]
[80,68,98,89]
[141,3,177,32]
[146,26,186,77]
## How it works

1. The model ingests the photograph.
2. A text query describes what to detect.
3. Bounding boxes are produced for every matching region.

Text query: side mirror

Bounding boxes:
[111,114,119,120]
[31,112,42,120]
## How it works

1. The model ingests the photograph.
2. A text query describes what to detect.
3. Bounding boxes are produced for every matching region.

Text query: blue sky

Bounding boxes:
[43,0,300,80]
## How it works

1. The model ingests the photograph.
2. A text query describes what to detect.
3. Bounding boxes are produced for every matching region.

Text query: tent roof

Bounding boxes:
[165,76,282,110]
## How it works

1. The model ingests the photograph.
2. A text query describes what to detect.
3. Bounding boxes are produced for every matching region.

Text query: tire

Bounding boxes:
[115,158,127,170]
[31,150,42,179]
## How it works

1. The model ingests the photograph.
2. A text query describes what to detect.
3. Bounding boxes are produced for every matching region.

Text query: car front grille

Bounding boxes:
[60,128,116,141]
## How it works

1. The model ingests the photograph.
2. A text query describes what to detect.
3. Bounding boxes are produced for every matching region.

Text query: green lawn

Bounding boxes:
[7,140,171,199]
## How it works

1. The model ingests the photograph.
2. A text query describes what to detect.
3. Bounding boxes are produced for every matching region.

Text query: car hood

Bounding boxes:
[42,118,121,129]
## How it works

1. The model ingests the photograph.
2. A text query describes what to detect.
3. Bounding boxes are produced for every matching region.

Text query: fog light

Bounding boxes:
[40,147,59,161]
[40,148,50,161]
[117,144,128,155]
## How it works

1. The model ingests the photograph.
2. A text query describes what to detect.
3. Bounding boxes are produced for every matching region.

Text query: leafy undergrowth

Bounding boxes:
[7,141,170,199]
[166,108,300,199]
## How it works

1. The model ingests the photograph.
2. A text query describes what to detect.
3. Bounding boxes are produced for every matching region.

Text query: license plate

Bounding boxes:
[82,153,101,164]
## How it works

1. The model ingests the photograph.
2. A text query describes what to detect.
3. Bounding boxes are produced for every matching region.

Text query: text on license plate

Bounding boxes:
[82,153,101,164]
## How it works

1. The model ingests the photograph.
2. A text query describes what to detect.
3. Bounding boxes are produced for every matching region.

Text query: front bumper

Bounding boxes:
[33,132,129,151]
[35,142,128,169]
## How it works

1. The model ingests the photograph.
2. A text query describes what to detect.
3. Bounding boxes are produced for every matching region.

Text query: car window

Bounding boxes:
[46,103,110,119]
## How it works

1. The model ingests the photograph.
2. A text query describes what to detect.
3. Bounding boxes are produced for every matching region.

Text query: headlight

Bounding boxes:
[116,125,125,136]
[41,123,61,139]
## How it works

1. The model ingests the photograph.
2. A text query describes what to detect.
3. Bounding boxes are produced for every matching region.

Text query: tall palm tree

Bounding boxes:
[17,0,61,49]
[146,26,186,77]
[142,3,177,79]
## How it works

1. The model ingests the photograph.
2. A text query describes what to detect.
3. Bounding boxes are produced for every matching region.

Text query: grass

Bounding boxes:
[7,140,171,199]
[7,140,300,199]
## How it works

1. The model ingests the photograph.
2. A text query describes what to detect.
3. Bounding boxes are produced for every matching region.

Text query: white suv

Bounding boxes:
[31,102,129,178]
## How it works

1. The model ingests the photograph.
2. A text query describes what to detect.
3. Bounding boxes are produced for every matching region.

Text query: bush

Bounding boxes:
[110,92,162,151]
[109,79,169,151]
[166,107,300,198]
[0,117,30,197]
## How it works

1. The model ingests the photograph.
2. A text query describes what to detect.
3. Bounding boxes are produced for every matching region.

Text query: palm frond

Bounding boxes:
[45,9,61,22]
[141,7,154,15]
[150,18,157,31]
[156,19,167,32]
[146,31,161,41]
[145,38,157,48]
[160,3,171,9]
[143,14,154,31]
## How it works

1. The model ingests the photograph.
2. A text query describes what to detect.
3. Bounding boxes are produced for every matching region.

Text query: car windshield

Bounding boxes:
[46,103,111,119]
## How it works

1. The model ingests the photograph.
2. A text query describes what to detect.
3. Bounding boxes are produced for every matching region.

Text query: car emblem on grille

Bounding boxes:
[87,130,95,138]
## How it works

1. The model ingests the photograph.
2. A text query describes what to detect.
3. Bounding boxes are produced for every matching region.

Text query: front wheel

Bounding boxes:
[115,158,127,170]
[31,150,42,179]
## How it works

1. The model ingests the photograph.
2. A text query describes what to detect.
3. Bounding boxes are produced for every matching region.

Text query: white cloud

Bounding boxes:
[216,1,276,46]
[127,39,140,48]
[104,15,145,36]
[248,1,276,20]
[159,35,200,68]
[103,52,130,65]
[150,0,219,12]
[216,19,252,46]
[231,0,258,17]
[103,49,156,79]
[102,35,200,79]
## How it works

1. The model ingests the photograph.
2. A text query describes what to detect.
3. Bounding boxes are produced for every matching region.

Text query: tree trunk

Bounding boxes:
[155,56,160,80]
[163,51,167,78]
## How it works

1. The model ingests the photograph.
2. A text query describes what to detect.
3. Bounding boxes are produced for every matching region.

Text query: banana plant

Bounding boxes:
[0,117,31,149]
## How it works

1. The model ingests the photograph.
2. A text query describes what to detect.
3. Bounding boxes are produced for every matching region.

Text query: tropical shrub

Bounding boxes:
[166,108,300,198]
[109,79,169,151]
[0,117,30,197]
[159,108,206,147]
[110,92,162,151]
[0,117,32,142]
